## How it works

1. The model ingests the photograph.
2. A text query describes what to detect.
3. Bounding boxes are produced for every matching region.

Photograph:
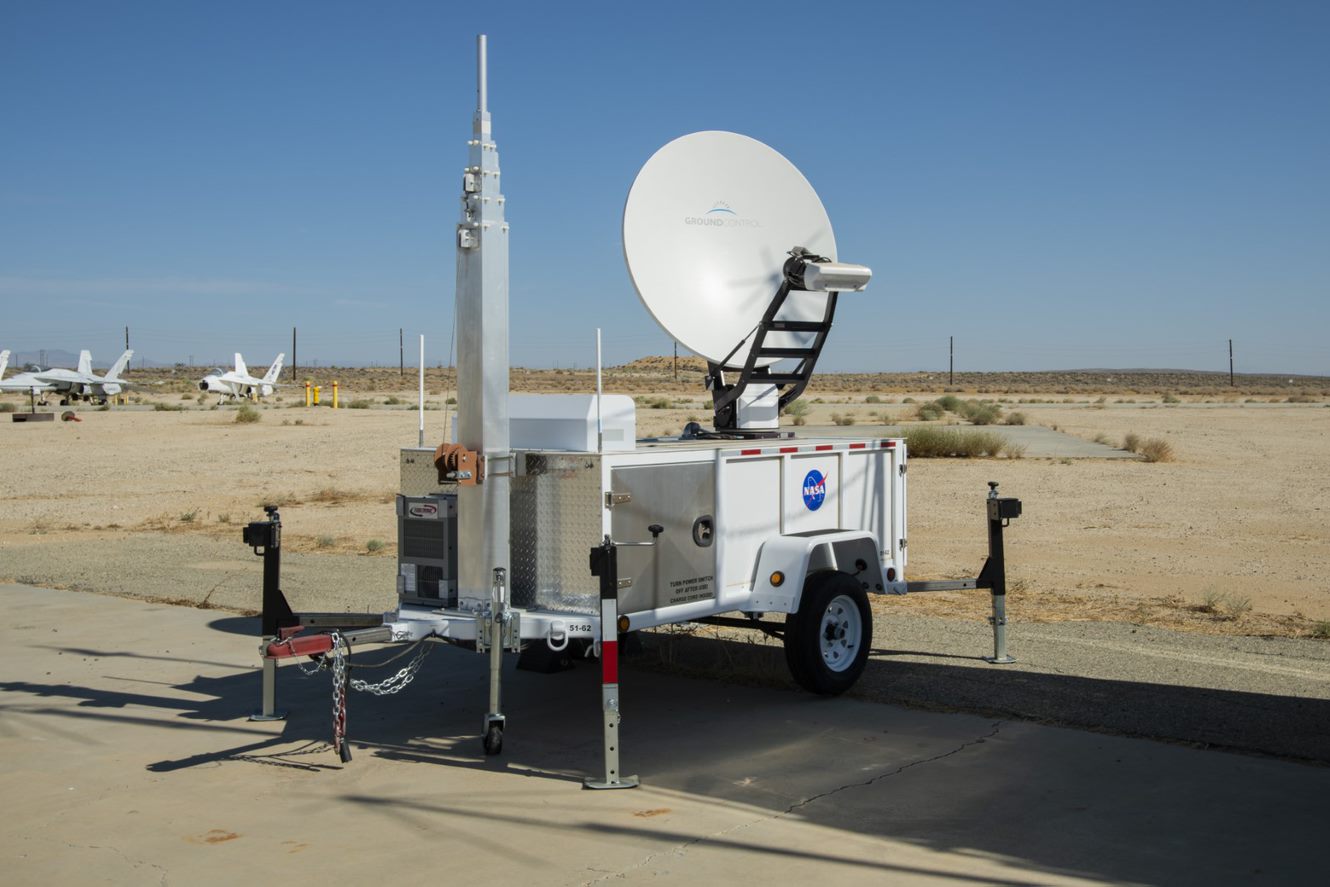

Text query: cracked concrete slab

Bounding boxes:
[2,583,1327,886]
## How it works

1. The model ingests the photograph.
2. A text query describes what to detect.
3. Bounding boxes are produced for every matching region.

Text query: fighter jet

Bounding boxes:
[2,349,137,404]
[199,353,284,402]
[0,351,58,401]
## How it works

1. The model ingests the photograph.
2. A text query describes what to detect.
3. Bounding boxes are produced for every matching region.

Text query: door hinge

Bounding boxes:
[605,491,631,508]
[899,463,907,476]
[899,538,907,550]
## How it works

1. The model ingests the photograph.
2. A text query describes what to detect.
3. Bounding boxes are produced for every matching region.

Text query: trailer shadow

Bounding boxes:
[7,632,1329,885]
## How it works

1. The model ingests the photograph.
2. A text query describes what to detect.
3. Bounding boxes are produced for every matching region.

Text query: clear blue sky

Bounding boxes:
[2,0,1327,374]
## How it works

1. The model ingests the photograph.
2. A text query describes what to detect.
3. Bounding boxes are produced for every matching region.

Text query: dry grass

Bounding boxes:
[904,426,1009,458]
[1139,438,1175,463]
[234,404,260,424]
[1123,432,1141,453]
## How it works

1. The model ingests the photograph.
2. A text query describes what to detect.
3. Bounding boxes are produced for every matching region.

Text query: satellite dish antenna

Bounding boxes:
[623,131,872,436]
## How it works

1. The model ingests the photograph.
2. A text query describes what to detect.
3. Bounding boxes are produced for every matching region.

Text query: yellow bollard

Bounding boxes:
[332,381,339,410]
[313,385,321,406]
[304,380,312,407]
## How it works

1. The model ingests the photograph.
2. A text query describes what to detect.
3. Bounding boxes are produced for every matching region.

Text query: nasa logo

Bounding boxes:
[802,469,827,511]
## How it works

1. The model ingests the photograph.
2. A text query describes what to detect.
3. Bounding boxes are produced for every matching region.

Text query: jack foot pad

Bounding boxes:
[249,711,288,722]
[983,656,1016,665]
[583,775,640,790]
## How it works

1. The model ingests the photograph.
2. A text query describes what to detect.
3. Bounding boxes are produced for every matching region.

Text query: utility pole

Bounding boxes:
[125,326,130,351]
[291,327,297,380]
[673,341,678,381]
[1229,338,1234,387]
[400,328,405,377]
[949,336,954,386]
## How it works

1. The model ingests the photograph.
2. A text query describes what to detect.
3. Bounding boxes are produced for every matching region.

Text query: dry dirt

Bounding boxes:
[2,376,1328,638]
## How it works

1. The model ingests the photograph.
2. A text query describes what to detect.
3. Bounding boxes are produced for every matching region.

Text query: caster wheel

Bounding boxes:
[483,724,504,756]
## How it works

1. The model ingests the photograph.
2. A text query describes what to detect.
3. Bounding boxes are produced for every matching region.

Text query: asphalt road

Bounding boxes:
[2,583,1328,886]
[4,532,1327,763]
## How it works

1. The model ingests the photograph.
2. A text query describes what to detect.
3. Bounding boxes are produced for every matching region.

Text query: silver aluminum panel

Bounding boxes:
[510,453,603,614]
[610,463,717,615]
[399,448,455,497]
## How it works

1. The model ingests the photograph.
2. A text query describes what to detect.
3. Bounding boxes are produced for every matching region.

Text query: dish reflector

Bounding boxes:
[622,131,836,368]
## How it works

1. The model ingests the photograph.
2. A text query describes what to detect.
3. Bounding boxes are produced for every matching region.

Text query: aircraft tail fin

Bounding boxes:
[263,353,285,384]
[78,350,92,376]
[234,353,248,377]
[0,350,9,380]
[107,349,133,380]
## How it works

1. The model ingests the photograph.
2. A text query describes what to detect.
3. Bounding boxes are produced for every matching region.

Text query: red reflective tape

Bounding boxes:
[883,440,896,448]
[740,448,762,456]
[815,444,833,451]
[779,446,798,453]
[848,442,866,449]
[266,633,334,659]
[601,640,618,683]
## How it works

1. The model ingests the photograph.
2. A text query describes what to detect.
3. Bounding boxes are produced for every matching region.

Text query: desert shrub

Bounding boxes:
[218,514,231,524]
[347,399,372,409]
[648,397,670,409]
[902,397,916,403]
[865,395,881,404]
[904,426,1006,458]
[830,412,855,426]
[1002,440,1027,459]
[1286,394,1315,403]
[784,400,810,426]
[1092,432,1111,445]
[446,396,457,405]
[1123,432,1141,453]
[1310,621,1330,640]
[915,403,944,421]
[1197,589,1252,620]
[962,402,1002,425]
[1139,437,1174,462]
[366,539,385,553]
[384,395,402,405]
[935,394,963,412]
[235,404,261,424]
[153,402,184,411]
[179,509,198,523]
[316,535,335,548]
[1004,412,1027,426]
[1161,393,1181,404]
[0,402,15,413]
[180,393,192,400]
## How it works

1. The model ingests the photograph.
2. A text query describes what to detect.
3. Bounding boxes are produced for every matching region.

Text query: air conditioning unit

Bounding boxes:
[396,493,458,607]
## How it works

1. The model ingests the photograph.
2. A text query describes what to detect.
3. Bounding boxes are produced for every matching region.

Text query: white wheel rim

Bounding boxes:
[819,594,862,673]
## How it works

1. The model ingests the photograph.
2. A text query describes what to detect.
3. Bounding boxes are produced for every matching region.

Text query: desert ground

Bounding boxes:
[2,365,1328,637]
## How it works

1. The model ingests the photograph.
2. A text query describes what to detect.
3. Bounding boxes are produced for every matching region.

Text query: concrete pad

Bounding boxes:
[2,584,1326,886]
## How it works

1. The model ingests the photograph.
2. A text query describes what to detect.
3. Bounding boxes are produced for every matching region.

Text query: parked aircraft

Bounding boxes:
[36,349,135,404]
[0,350,57,400]
[199,353,284,401]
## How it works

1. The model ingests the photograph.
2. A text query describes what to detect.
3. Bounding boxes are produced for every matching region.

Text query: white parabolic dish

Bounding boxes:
[622,131,837,368]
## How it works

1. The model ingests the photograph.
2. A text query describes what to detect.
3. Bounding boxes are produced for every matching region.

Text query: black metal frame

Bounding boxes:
[705,248,840,435]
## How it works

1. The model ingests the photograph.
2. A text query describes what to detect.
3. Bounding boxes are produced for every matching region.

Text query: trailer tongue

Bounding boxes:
[247,35,1023,788]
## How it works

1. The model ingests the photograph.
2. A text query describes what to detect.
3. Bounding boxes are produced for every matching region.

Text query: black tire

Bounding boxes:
[483,723,504,756]
[783,570,872,696]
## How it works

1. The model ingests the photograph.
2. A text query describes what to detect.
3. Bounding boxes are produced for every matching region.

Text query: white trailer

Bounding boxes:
[247,35,1022,789]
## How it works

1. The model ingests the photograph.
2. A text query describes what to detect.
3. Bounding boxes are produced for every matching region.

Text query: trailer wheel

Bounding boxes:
[784,571,871,695]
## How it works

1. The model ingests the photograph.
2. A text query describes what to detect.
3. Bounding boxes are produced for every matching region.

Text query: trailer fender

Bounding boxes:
[748,531,892,614]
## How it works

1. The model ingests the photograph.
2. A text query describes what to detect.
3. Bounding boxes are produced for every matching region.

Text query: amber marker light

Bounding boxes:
[770,571,785,587]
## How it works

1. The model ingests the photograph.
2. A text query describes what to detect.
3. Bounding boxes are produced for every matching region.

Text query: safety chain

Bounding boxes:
[348,641,431,696]
[330,632,349,758]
